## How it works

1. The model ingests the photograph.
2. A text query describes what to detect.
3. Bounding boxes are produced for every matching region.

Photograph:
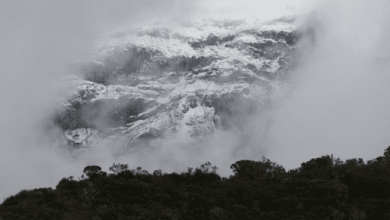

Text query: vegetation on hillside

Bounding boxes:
[2,147,390,219]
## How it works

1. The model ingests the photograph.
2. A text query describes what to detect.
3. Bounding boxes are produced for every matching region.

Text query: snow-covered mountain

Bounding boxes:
[54,19,299,149]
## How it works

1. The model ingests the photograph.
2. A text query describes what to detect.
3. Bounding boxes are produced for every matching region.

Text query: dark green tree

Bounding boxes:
[83,165,102,177]
[108,163,128,174]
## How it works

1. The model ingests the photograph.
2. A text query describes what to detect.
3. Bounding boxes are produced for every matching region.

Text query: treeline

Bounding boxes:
[2,148,390,220]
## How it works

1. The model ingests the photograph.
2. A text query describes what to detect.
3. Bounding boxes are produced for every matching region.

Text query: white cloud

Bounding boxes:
[267,0,390,169]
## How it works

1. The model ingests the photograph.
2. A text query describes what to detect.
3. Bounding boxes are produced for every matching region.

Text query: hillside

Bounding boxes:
[2,147,390,219]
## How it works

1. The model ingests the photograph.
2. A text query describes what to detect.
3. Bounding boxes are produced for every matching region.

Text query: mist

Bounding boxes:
[2,0,390,202]
[0,0,271,202]
[267,0,390,169]
[0,0,201,202]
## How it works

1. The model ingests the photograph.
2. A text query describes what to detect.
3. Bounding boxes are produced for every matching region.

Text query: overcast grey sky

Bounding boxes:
[267,0,390,169]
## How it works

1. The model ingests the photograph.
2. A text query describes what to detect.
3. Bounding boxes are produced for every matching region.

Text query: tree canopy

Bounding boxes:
[2,147,390,219]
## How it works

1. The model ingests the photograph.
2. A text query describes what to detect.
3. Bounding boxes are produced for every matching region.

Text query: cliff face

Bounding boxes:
[54,20,298,149]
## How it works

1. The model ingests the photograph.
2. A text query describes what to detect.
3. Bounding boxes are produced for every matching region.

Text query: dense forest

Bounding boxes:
[2,147,390,220]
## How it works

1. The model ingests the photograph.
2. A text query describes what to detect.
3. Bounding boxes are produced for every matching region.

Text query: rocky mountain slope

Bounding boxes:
[54,19,299,149]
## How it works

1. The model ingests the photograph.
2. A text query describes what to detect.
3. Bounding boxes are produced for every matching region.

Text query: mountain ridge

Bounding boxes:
[54,19,299,150]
